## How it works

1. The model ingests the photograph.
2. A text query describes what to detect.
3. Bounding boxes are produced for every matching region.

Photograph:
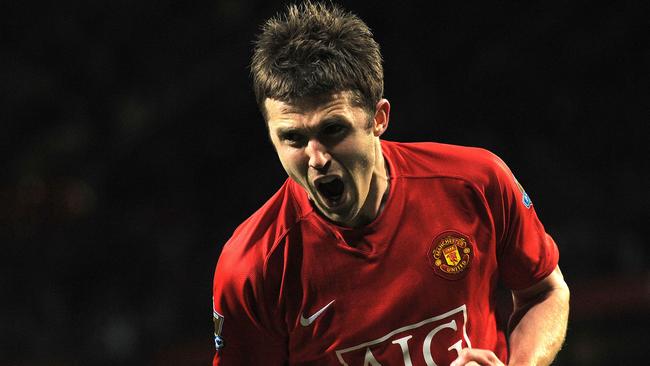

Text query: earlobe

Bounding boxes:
[373,99,390,137]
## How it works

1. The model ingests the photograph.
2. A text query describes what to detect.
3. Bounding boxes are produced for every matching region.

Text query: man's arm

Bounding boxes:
[451,266,570,366]
[506,265,570,366]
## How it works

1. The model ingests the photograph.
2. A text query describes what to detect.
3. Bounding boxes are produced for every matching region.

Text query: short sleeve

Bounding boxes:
[485,154,559,290]
[212,243,288,366]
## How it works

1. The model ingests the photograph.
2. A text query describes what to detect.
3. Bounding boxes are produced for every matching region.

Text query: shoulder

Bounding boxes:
[211,179,310,340]
[382,140,510,189]
[215,179,309,284]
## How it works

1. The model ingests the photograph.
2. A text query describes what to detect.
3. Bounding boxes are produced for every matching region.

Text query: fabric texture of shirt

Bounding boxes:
[212,140,559,365]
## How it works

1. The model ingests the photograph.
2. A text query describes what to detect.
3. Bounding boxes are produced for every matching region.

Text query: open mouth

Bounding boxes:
[316,176,345,205]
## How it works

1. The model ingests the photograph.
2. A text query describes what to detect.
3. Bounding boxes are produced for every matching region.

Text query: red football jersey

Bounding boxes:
[212,140,559,365]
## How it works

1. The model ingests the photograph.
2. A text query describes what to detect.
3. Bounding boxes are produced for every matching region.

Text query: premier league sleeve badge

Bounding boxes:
[213,309,225,351]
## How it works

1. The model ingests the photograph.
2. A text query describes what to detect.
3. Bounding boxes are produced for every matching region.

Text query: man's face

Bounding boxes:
[265,92,389,227]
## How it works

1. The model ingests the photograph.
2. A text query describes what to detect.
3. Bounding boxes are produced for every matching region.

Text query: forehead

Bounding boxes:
[265,92,364,127]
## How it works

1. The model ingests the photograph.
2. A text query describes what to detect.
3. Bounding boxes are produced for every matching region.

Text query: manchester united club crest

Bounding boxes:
[428,231,474,280]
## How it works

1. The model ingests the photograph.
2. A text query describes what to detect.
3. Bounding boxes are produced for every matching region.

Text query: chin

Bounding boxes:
[327,206,360,227]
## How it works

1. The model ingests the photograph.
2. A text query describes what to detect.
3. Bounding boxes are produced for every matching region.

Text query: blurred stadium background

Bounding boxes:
[1,1,648,365]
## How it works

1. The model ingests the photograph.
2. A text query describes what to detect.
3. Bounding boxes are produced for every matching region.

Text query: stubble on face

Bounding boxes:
[264,92,388,227]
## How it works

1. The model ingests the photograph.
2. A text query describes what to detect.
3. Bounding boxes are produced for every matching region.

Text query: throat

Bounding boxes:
[351,169,391,228]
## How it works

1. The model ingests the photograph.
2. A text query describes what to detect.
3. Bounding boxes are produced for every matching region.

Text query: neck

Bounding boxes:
[350,140,390,227]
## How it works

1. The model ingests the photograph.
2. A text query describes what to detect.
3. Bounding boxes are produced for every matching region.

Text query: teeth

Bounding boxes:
[319,176,337,184]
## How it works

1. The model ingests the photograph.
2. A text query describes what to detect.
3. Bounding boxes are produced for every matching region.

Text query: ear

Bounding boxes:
[372,99,390,137]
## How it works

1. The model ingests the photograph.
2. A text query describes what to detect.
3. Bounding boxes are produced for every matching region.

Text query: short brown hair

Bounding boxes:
[251,1,383,118]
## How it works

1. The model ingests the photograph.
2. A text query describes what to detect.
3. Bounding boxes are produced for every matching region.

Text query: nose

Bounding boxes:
[306,139,330,171]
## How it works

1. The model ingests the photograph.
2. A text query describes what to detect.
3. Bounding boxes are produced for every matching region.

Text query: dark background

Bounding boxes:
[2,1,648,365]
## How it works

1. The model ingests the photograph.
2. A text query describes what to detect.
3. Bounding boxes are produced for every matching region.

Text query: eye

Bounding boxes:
[322,123,346,136]
[279,131,305,146]
[283,132,299,141]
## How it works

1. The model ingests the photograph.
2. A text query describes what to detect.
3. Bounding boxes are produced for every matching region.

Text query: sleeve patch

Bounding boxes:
[514,178,533,208]
[213,304,225,351]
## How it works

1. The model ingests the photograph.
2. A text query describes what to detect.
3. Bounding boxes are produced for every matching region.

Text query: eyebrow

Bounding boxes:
[321,115,348,124]
[274,115,349,133]
[275,126,301,135]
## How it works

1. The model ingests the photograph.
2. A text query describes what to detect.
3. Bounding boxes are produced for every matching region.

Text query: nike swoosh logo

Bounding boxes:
[300,300,335,327]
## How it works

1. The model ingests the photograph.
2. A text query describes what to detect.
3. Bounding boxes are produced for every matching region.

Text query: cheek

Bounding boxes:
[338,141,375,181]
[277,149,308,180]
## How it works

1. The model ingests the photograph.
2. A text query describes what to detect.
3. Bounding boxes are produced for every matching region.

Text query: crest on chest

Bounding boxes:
[428,231,474,280]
